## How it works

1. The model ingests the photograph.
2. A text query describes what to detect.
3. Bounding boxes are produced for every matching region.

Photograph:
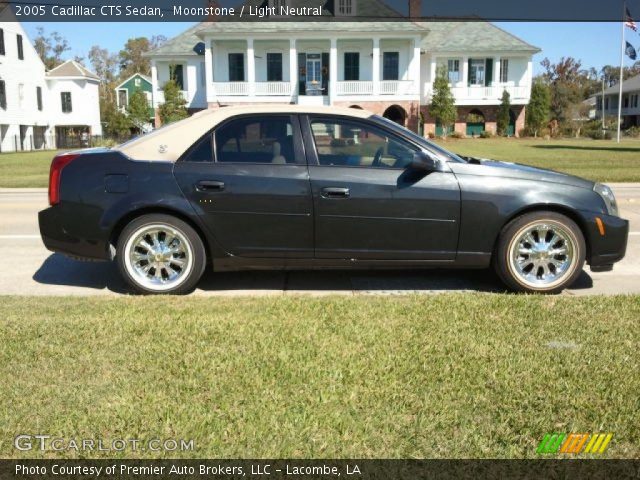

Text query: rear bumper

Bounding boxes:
[39,206,110,261]
[580,211,629,270]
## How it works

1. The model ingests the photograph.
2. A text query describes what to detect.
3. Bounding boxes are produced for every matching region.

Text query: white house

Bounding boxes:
[147,0,539,136]
[593,74,640,128]
[0,12,101,152]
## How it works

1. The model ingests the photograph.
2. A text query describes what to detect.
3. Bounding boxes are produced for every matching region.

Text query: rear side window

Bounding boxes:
[214,116,298,164]
[182,134,213,162]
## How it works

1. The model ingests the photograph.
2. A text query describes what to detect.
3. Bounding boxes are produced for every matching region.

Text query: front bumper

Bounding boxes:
[580,211,629,271]
[39,205,110,261]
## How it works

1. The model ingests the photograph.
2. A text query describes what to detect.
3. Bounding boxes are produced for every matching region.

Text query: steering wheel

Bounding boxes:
[372,147,384,168]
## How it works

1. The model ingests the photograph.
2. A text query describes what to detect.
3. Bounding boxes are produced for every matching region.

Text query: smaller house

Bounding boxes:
[115,73,154,127]
[593,74,640,128]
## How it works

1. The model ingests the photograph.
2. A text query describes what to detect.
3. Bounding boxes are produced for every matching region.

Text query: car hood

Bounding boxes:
[451,156,595,190]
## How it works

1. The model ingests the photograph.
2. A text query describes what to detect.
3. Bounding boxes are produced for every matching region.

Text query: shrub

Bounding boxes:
[479,130,493,138]
[450,131,464,139]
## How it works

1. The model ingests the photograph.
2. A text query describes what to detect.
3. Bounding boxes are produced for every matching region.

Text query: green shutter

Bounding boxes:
[485,58,493,86]
[467,59,472,86]
[298,53,306,95]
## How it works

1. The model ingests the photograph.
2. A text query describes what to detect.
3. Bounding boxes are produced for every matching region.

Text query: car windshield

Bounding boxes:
[373,115,466,163]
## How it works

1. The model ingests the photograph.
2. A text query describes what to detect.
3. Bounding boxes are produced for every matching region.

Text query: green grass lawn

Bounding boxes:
[0,150,59,188]
[1,294,638,459]
[434,137,640,183]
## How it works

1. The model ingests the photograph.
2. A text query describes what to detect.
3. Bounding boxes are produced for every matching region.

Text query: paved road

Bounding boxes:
[1,185,638,296]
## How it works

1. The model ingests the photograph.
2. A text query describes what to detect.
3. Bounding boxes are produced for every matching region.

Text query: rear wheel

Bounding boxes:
[494,211,585,294]
[117,214,206,294]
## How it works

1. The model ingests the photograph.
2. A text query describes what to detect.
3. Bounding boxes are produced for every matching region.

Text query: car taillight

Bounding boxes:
[48,153,80,205]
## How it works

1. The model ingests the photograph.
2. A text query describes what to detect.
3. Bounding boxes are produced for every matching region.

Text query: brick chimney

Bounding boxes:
[409,0,421,18]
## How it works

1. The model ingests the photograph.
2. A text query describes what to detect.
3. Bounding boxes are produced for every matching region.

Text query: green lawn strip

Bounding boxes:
[0,150,59,188]
[434,138,640,183]
[1,294,638,459]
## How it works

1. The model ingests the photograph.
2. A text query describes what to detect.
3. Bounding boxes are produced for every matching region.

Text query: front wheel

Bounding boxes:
[116,214,206,294]
[494,211,586,294]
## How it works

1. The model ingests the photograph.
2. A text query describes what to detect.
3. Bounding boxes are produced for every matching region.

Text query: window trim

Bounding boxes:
[500,58,509,83]
[447,59,460,84]
[117,88,129,109]
[303,114,420,170]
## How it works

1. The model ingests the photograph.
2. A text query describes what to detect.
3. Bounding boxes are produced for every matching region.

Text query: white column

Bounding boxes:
[205,38,215,104]
[410,36,421,95]
[247,38,255,96]
[289,38,297,98]
[329,38,338,103]
[372,37,380,96]
[462,55,469,89]
[151,60,159,108]
[494,56,501,87]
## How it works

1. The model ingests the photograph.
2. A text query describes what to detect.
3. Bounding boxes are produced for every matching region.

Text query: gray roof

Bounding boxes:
[46,60,100,80]
[424,22,539,53]
[598,74,640,96]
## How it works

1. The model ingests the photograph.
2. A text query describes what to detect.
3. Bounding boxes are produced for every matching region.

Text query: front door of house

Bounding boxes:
[306,54,322,95]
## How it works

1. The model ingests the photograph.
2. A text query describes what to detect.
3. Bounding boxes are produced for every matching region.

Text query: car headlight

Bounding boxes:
[593,183,619,217]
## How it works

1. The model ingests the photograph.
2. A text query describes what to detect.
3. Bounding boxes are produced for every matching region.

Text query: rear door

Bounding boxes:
[173,114,313,258]
[302,115,460,260]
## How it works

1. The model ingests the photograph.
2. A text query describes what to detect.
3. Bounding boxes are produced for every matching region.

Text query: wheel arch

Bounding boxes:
[493,203,591,261]
[109,206,212,264]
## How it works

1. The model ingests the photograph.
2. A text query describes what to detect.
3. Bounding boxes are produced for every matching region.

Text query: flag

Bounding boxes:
[626,7,637,31]
[626,41,637,60]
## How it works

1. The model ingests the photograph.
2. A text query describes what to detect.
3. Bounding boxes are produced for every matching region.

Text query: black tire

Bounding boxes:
[116,214,206,295]
[494,211,586,294]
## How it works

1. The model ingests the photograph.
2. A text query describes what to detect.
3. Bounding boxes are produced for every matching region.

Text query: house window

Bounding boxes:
[469,59,485,85]
[135,77,141,87]
[17,34,23,60]
[624,96,629,108]
[633,94,639,108]
[118,89,127,108]
[170,64,184,90]
[269,0,286,10]
[0,29,5,56]
[596,97,602,110]
[338,0,354,15]
[267,53,283,82]
[0,80,6,110]
[18,84,24,107]
[228,53,245,82]
[605,97,609,110]
[344,52,359,81]
[61,92,72,113]
[382,52,399,81]
[447,59,460,83]
[500,58,509,83]
[36,86,42,111]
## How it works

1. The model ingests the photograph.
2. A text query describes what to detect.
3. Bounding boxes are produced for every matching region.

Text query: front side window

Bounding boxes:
[469,59,485,85]
[37,86,42,111]
[267,53,283,82]
[170,64,184,90]
[447,59,460,83]
[344,52,359,81]
[17,34,23,60]
[382,52,399,81]
[61,92,72,113]
[215,116,296,164]
[500,58,509,83]
[228,53,245,82]
[0,80,6,110]
[310,117,418,169]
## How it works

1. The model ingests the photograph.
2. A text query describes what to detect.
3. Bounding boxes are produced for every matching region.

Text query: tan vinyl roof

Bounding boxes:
[115,104,373,162]
[46,60,100,80]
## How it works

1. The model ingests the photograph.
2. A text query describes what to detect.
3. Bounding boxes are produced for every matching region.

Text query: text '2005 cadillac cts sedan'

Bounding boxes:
[39,105,628,294]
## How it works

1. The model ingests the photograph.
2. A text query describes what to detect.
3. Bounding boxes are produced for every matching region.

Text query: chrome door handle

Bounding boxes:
[321,187,350,198]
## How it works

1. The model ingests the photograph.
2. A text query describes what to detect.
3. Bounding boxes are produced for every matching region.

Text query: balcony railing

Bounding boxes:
[336,81,373,95]
[380,80,415,95]
[254,81,293,96]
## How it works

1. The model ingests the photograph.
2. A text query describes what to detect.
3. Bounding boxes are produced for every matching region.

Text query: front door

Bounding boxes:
[173,114,313,258]
[302,115,460,260]
[306,54,322,95]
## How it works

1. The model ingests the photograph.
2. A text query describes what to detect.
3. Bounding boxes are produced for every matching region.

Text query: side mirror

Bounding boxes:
[410,151,441,172]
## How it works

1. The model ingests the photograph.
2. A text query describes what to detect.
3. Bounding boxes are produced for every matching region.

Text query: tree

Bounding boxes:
[33,27,70,69]
[102,101,132,137]
[540,57,592,127]
[118,36,165,77]
[128,89,151,133]
[526,80,550,137]
[158,80,188,125]
[429,68,457,138]
[497,90,511,136]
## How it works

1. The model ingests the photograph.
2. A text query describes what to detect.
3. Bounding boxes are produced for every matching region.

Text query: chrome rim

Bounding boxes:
[123,224,193,291]
[508,221,576,289]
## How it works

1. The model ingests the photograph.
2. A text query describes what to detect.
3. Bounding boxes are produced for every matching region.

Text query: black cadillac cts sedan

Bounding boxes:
[39,105,628,294]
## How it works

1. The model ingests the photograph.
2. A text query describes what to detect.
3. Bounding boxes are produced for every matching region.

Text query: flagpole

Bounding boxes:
[617,2,625,143]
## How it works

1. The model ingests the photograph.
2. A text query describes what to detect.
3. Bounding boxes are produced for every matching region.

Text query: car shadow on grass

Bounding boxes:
[33,253,595,295]
[532,145,640,153]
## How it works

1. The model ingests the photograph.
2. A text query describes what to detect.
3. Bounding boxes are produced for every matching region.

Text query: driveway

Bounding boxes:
[1,185,639,296]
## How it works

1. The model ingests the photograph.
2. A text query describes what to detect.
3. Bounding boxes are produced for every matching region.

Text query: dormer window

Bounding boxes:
[337,0,355,16]
[269,0,287,11]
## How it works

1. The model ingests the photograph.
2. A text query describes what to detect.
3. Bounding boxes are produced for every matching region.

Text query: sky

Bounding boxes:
[22,21,639,76]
